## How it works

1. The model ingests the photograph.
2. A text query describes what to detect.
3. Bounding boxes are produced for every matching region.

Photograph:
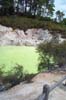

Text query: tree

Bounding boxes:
[60,12,65,20]
[37,42,54,71]
[0,0,55,17]
[0,0,14,15]
[40,0,55,17]
[18,0,55,17]
[63,18,66,25]
[56,10,64,22]
[47,3,55,17]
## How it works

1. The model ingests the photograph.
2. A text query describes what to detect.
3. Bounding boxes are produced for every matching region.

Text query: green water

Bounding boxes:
[0,46,38,73]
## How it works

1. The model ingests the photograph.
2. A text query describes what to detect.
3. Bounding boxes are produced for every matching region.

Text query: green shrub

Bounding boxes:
[0,66,4,82]
[3,64,24,85]
[37,41,66,72]
[23,72,36,83]
[0,64,36,87]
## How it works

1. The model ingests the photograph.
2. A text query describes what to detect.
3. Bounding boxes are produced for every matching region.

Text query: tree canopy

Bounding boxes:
[56,10,65,22]
[0,0,55,17]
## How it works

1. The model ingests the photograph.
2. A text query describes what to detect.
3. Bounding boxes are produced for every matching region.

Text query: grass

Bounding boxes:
[0,46,38,74]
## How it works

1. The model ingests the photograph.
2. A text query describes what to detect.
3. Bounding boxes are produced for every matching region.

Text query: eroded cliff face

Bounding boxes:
[0,25,66,46]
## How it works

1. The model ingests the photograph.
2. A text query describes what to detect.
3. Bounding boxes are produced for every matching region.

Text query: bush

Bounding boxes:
[3,64,24,85]
[0,64,37,91]
[37,41,66,72]
[23,72,36,83]
[0,65,5,82]
[0,64,36,87]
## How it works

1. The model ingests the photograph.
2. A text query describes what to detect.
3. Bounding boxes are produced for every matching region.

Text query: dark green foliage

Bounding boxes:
[0,64,24,85]
[63,18,66,25]
[0,65,4,79]
[37,16,52,21]
[5,64,24,85]
[0,0,14,15]
[37,42,54,71]
[37,41,66,72]
[56,10,65,22]
[23,72,36,83]
[0,0,55,17]
[0,64,36,87]
[0,16,66,31]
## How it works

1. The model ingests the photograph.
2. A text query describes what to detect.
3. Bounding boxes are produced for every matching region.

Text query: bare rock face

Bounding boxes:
[14,29,26,38]
[36,29,52,41]
[24,29,53,46]
[0,25,66,46]
[25,29,52,42]
[0,25,13,33]
[0,26,26,46]
[0,32,18,46]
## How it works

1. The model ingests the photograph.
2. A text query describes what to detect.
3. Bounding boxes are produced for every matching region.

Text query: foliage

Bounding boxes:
[56,10,65,22]
[37,42,54,71]
[23,72,36,83]
[0,16,66,31]
[63,18,66,25]
[0,0,14,15]
[0,65,4,78]
[37,41,66,72]
[0,64,24,84]
[37,16,52,21]
[0,0,55,17]
[0,64,36,88]
[0,0,65,26]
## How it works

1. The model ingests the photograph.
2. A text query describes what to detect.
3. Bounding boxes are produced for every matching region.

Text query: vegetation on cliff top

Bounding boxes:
[0,16,66,32]
[0,0,66,32]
